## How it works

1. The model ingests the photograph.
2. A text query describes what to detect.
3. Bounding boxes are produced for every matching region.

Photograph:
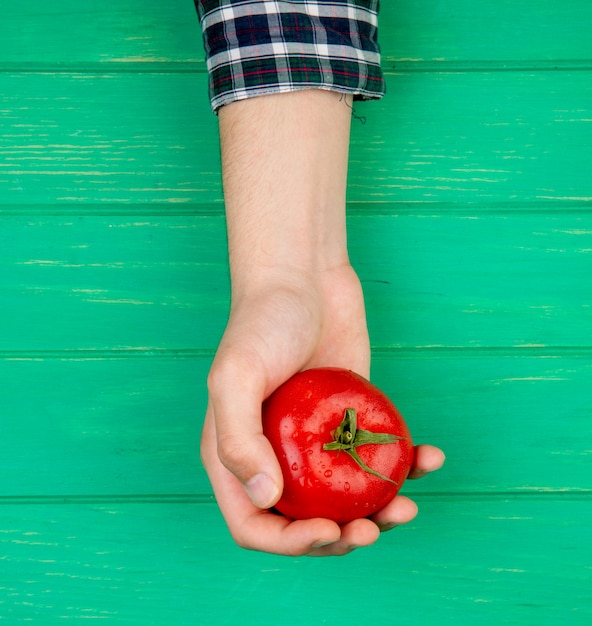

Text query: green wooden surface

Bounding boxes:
[382,0,592,64]
[0,0,203,66]
[1,356,590,497]
[1,500,589,624]
[1,214,590,351]
[3,71,592,206]
[1,1,590,624]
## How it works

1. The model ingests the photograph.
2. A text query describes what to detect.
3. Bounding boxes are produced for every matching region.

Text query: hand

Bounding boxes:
[201,263,445,555]
[202,90,444,555]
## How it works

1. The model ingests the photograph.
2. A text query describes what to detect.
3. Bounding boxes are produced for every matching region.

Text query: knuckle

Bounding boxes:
[206,358,233,398]
[207,347,266,400]
[216,433,249,474]
[288,545,312,558]
[230,529,254,551]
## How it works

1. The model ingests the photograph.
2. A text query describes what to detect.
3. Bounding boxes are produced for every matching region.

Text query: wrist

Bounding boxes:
[228,225,350,287]
[219,90,353,288]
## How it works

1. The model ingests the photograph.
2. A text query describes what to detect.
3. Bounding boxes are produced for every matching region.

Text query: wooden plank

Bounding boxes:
[373,352,592,496]
[1,355,590,496]
[382,0,592,65]
[1,3,588,624]
[2,71,591,206]
[350,70,592,205]
[0,498,590,624]
[355,213,592,349]
[1,1,591,69]
[0,0,202,66]
[0,358,210,496]
[1,213,590,351]
[0,73,219,206]
[0,216,229,352]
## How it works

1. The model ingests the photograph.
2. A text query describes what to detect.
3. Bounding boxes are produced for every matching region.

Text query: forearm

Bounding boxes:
[218,89,353,295]
[198,4,445,557]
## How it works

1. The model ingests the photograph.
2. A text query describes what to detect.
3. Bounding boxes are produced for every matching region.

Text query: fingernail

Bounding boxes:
[245,473,279,509]
[312,539,337,549]
[380,522,397,532]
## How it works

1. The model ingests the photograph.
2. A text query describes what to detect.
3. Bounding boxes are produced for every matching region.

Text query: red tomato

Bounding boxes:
[262,367,414,524]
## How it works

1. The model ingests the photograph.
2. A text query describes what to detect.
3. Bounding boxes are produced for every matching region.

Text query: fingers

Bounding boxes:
[307,518,380,556]
[206,356,284,509]
[204,284,323,509]
[236,515,343,556]
[203,410,389,556]
[202,412,341,554]
[369,444,445,532]
[203,415,438,555]
[408,444,446,479]
[370,495,419,532]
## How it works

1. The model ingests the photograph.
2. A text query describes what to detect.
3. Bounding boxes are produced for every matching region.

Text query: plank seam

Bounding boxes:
[0,62,206,74]
[1,200,591,217]
[387,59,592,73]
[1,347,592,361]
[1,60,592,76]
[0,203,225,217]
[0,491,589,505]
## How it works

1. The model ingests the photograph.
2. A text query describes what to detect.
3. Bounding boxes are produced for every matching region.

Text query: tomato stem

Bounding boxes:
[323,408,405,483]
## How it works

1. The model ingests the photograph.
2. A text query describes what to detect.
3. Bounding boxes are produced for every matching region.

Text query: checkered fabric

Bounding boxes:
[196,0,385,112]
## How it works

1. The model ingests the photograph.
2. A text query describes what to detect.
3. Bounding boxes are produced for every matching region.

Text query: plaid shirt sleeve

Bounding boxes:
[195,0,385,112]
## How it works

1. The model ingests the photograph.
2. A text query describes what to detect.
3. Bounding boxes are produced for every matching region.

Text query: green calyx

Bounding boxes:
[323,408,405,483]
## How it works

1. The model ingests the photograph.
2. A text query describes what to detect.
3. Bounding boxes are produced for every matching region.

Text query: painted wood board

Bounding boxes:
[2,71,591,206]
[0,216,229,352]
[350,71,592,205]
[382,0,592,65]
[1,499,590,624]
[1,1,591,68]
[0,0,203,66]
[1,1,590,622]
[2,214,590,351]
[0,73,219,206]
[1,356,589,496]
[355,213,592,349]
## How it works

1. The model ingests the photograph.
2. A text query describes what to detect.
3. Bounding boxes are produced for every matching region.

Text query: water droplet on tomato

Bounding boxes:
[305,449,313,456]
[344,482,351,491]
[324,469,332,478]
[326,482,332,487]
[291,462,298,471]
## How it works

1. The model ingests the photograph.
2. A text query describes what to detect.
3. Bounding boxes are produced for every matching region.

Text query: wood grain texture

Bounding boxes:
[0,356,589,496]
[0,0,203,66]
[1,1,590,623]
[1,214,590,351]
[2,0,591,68]
[382,0,592,65]
[1,500,590,624]
[351,71,592,205]
[2,71,591,206]
[0,74,219,206]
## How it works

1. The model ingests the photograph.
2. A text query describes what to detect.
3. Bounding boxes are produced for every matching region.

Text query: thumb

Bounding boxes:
[206,360,284,509]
